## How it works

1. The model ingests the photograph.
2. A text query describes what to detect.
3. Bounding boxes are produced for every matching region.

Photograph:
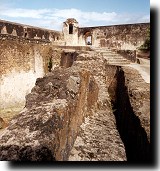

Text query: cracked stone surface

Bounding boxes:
[0,49,150,161]
[69,110,126,161]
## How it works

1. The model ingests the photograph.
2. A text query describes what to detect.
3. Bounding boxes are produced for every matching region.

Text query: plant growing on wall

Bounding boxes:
[48,57,52,72]
[138,27,150,50]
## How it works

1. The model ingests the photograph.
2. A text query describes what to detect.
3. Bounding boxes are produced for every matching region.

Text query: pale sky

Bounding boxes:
[0,0,150,31]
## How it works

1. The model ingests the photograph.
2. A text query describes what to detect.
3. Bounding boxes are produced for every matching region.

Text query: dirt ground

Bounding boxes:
[0,106,24,132]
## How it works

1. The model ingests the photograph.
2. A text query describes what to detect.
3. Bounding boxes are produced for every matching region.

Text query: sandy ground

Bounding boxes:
[126,58,150,83]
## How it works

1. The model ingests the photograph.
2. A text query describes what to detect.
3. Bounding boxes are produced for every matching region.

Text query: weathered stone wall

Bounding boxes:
[108,66,150,161]
[0,62,99,161]
[0,19,63,44]
[0,18,150,161]
[0,39,61,109]
[0,50,126,161]
[62,18,79,46]
[78,23,150,50]
[0,50,150,161]
[53,45,92,51]
[136,49,150,59]
[115,50,136,62]
[60,51,78,68]
[0,19,150,50]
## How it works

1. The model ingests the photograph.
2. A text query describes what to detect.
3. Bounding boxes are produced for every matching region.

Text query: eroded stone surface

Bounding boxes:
[123,67,150,142]
[69,52,126,161]
[69,110,126,161]
[0,117,5,129]
[0,54,99,161]
[0,49,150,162]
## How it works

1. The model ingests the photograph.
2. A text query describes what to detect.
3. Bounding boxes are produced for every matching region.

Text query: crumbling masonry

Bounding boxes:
[0,18,150,162]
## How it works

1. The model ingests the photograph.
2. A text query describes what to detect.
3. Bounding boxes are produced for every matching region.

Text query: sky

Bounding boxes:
[0,0,150,31]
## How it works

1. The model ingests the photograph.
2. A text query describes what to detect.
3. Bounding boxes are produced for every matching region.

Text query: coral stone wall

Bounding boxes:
[0,19,63,44]
[0,19,150,50]
[62,18,79,46]
[0,38,61,109]
[78,23,150,50]
[0,19,150,109]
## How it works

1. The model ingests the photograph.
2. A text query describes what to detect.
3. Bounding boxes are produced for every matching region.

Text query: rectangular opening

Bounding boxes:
[86,36,92,45]
[69,24,73,34]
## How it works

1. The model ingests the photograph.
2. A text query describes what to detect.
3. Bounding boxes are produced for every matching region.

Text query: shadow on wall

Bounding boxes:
[60,51,78,68]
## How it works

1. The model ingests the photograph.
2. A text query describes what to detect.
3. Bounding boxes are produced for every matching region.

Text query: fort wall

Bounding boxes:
[0,19,64,45]
[78,23,150,50]
[0,19,150,109]
[0,38,56,109]
[0,19,150,49]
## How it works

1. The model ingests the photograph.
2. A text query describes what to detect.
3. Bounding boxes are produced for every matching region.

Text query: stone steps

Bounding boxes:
[104,57,128,62]
[105,60,130,64]
[106,63,130,66]
[93,48,131,66]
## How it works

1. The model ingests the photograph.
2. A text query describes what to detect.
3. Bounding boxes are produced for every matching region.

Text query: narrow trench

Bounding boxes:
[109,66,150,163]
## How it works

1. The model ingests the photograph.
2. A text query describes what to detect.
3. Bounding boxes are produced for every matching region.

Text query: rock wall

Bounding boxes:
[0,50,126,161]
[0,18,150,162]
[60,51,78,68]
[0,39,60,109]
[78,23,150,50]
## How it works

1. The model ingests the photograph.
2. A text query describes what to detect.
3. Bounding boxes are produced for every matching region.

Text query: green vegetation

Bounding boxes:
[138,27,150,50]
[48,57,52,72]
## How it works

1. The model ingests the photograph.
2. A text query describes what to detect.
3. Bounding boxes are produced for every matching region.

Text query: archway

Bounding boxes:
[85,32,92,45]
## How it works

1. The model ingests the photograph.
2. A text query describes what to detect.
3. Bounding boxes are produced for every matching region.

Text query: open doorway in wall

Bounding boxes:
[24,32,28,38]
[69,24,73,34]
[85,32,92,45]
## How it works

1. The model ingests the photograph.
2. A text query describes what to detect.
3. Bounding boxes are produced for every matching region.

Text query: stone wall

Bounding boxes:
[108,66,150,161]
[62,18,79,46]
[0,19,150,109]
[0,61,99,161]
[115,50,136,62]
[0,19,63,45]
[0,39,60,109]
[78,23,150,50]
[0,50,125,161]
[0,50,150,161]
[0,19,150,50]
[60,51,78,68]
[53,45,92,51]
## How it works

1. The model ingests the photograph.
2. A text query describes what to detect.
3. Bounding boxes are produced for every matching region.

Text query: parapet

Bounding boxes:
[0,19,62,43]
